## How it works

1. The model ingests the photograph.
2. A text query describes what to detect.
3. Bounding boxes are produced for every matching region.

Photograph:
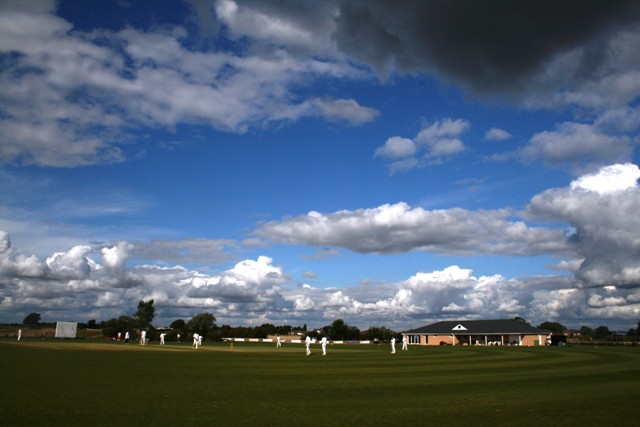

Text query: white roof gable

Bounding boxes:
[452,324,467,331]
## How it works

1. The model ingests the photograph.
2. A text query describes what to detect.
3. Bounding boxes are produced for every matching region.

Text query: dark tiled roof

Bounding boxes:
[403,320,549,335]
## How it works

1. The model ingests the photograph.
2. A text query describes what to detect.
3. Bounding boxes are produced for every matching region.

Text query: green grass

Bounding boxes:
[1,340,639,426]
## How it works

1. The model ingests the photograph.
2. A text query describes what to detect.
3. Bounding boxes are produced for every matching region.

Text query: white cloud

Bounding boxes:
[0,2,375,167]
[1,227,638,329]
[46,245,93,278]
[528,163,640,288]
[485,127,512,141]
[375,118,469,172]
[570,163,640,194]
[304,98,379,125]
[374,136,416,159]
[101,242,131,273]
[214,0,338,56]
[255,202,569,256]
[0,230,44,277]
[522,122,633,165]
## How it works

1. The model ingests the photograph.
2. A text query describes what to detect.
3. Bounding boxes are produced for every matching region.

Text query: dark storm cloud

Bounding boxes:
[333,0,640,96]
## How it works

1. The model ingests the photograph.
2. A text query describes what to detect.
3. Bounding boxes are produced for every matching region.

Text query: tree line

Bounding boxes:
[14,302,640,344]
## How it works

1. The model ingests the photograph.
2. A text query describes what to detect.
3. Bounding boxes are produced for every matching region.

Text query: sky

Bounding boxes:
[1,0,640,332]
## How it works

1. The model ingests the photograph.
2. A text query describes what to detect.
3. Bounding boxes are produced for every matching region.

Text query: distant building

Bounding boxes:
[403,319,551,346]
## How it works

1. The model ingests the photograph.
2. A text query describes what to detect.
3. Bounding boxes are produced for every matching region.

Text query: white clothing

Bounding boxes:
[17,329,22,341]
[276,336,281,347]
[391,337,396,354]
[305,336,311,355]
[321,337,328,355]
[402,335,408,351]
[160,333,166,345]
[193,333,199,349]
[140,330,147,345]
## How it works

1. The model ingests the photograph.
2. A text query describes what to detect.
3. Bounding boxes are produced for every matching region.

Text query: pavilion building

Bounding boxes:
[403,319,551,346]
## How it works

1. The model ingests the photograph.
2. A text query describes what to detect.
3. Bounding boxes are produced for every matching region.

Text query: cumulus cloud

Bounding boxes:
[255,202,569,256]
[0,230,44,277]
[522,122,634,166]
[375,118,469,173]
[0,0,375,167]
[485,128,512,141]
[570,163,640,194]
[304,98,379,125]
[0,230,294,325]
[374,137,416,159]
[1,226,638,329]
[528,163,640,288]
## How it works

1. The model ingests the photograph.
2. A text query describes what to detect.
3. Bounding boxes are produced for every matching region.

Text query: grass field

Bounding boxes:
[1,339,639,426]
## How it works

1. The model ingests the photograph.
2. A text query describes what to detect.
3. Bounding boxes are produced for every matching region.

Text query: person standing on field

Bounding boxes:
[160,333,166,345]
[276,335,281,348]
[305,335,311,356]
[321,336,328,355]
[17,329,21,341]
[402,335,408,351]
[391,337,396,354]
[193,333,199,349]
[125,331,129,343]
[140,330,147,345]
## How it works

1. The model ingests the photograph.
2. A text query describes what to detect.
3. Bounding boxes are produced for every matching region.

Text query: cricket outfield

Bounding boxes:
[1,339,639,426]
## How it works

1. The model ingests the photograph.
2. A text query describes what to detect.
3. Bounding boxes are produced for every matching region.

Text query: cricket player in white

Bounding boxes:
[305,335,311,355]
[402,335,408,351]
[321,336,328,355]
[160,333,165,345]
[391,337,396,354]
[140,330,146,345]
[276,335,281,347]
[193,333,199,349]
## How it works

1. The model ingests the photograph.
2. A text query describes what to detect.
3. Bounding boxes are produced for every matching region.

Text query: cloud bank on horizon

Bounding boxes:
[1,0,639,330]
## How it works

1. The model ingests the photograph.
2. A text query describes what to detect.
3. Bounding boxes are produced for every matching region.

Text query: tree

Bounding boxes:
[23,312,41,326]
[87,319,98,329]
[362,326,395,341]
[594,325,610,340]
[170,319,185,330]
[326,319,360,341]
[579,325,594,340]
[186,313,216,337]
[513,316,530,325]
[537,321,566,335]
[134,299,155,328]
[102,315,135,338]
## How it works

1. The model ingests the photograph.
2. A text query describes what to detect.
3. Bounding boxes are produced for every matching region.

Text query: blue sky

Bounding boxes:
[1,0,640,331]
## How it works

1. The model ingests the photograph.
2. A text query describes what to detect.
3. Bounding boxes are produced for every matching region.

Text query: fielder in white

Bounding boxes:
[193,333,199,349]
[321,336,328,355]
[17,329,21,341]
[305,335,311,355]
[276,335,282,348]
[402,335,408,351]
[391,337,396,354]
[160,333,166,345]
[140,330,147,346]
